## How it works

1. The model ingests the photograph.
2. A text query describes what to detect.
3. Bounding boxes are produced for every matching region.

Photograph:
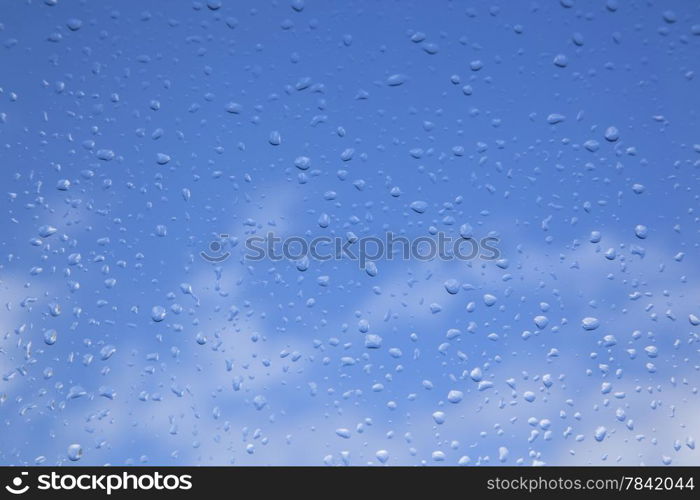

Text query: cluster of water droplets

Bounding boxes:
[0,0,698,466]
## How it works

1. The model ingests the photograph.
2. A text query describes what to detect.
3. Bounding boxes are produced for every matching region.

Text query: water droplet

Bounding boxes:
[156,153,171,165]
[294,156,311,170]
[534,315,549,329]
[604,126,620,142]
[386,74,407,86]
[66,18,82,31]
[151,306,166,322]
[553,54,568,67]
[409,201,428,214]
[594,426,607,442]
[38,225,57,238]
[582,317,600,330]
[634,224,648,239]
[43,329,57,345]
[67,444,83,461]
[268,131,282,146]
[447,390,463,403]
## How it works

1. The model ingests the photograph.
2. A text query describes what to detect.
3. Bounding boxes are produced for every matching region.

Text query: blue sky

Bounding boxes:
[1,0,699,465]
